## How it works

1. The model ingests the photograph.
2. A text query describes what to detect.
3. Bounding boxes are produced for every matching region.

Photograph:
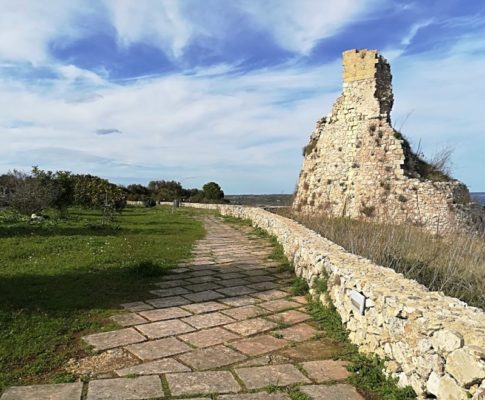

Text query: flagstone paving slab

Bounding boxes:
[224,317,278,336]
[184,282,223,292]
[138,306,191,322]
[146,295,191,308]
[235,364,311,389]
[120,301,153,312]
[186,276,221,283]
[191,269,217,276]
[183,290,225,303]
[235,354,292,368]
[177,345,247,370]
[217,285,257,297]
[245,275,277,283]
[301,360,350,383]
[86,376,163,400]
[274,323,317,342]
[268,310,311,325]
[135,319,195,339]
[182,311,235,329]
[231,334,288,356]
[299,384,365,399]
[279,340,344,362]
[115,357,190,376]
[166,371,241,396]
[219,296,260,307]
[178,327,240,348]
[84,328,146,351]
[221,305,266,320]
[181,301,228,314]
[125,337,191,361]
[247,281,281,291]
[0,382,83,400]
[292,296,308,304]
[149,286,190,297]
[217,278,251,287]
[251,289,288,301]
[219,272,247,280]
[242,269,271,276]
[110,313,148,327]
[259,299,301,312]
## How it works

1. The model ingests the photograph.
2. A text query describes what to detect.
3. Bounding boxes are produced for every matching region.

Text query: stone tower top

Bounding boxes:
[342,49,390,83]
[341,49,394,120]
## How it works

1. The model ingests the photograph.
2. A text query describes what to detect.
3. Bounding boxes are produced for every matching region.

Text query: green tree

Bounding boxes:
[202,182,224,201]
[73,174,126,212]
[6,170,54,215]
[148,180,182,201]
[32,167,75,216]
[126,184,150,201]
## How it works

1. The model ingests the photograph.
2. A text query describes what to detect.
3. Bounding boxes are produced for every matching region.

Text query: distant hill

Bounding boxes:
[472,193,485,205]
[226,193,485,207]
[226,194,292,207]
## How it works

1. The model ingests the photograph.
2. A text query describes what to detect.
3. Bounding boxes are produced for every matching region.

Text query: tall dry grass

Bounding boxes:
[276,209,485,309]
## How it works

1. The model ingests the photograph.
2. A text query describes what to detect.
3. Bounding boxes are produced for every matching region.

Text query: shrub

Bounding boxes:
[302,141,317,156]
[144,198,157,208]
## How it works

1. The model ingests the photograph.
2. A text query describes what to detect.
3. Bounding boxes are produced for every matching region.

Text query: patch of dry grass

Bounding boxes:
[276,208,485,309]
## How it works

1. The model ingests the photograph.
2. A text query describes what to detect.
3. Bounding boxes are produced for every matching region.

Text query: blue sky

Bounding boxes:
[1,0,484,193]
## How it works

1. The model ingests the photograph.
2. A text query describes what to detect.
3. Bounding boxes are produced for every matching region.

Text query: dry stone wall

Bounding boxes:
[293,49,483,234]
[182,203,485,399]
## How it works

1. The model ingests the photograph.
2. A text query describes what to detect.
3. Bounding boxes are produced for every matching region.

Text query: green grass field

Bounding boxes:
[0,206,205,392]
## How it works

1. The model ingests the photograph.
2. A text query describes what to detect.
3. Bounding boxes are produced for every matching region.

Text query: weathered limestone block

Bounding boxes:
[293,49,483,234]
[446,347,485,387]
[431,329,464,353]
[430,374,468,400]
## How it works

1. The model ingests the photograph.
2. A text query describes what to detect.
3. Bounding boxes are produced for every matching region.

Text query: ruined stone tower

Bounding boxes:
[293,49,482,234]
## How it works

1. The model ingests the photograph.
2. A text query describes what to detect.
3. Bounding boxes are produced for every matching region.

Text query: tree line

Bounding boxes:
[0,167,225,216]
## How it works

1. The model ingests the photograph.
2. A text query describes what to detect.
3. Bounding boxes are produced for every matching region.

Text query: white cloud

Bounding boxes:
[0,0,93,64]
[237,0,381,55]
[0,59,340,192]
[102,0,193,59]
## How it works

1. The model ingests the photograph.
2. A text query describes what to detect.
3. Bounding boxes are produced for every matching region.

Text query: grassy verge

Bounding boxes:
[274,209,484,309]
[0,206,204,392]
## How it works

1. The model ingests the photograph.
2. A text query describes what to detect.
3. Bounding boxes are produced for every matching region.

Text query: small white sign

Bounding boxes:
[350,290,366,315]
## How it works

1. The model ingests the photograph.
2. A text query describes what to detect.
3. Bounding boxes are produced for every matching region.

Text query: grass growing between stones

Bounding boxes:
[266,384,312,400]
[276,209,485,309]
[0,206,204,392]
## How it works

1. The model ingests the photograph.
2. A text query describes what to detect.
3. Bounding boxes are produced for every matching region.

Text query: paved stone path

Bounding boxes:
[1,217,364,400]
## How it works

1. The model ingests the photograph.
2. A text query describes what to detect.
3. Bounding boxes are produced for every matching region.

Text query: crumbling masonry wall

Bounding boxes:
[293,49,482,234]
